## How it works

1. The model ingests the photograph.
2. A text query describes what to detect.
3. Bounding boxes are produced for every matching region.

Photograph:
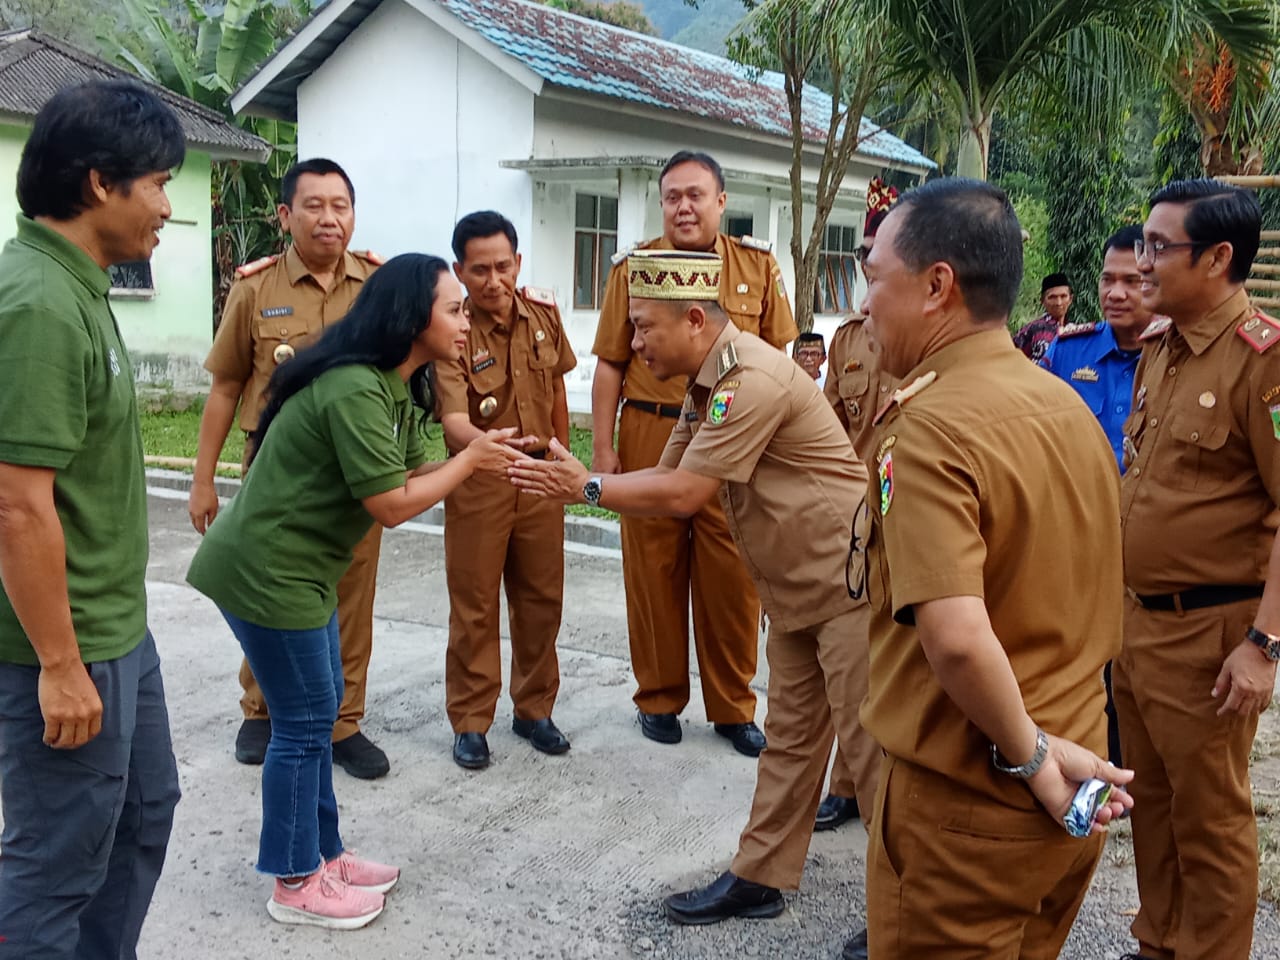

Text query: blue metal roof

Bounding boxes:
[438,0,935,170]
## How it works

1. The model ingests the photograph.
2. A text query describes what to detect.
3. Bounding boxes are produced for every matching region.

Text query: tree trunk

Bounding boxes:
[1200,132,1264,177]
[956,114,993,180]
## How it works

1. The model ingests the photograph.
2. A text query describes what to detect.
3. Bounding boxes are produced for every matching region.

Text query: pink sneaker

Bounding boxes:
[267,869,384,929]
[326,850,400,894]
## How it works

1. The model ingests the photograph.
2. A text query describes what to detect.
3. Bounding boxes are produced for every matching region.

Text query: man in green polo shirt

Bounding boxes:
[0,80,185,958]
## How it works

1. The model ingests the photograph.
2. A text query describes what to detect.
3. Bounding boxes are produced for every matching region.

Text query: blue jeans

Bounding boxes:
[220,610,345,877]
[0,631,180,960]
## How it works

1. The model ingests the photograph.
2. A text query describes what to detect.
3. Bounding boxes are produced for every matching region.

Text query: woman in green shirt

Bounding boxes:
[188,253,521,930]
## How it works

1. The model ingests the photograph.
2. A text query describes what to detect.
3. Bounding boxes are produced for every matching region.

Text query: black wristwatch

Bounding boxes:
[1245,626,1280,662]
[583,476,603,507]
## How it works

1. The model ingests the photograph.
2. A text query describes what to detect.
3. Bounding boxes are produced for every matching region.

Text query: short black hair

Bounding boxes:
[796,332,825,346]
[280,158,355,208]
[890,178,1023,324]
[1041,273,1071,294]
[1102,224,1145,256]
[1148,178,1261,283]
[451,210,519,263]
[17,80,185,221]
[660,151,725,192]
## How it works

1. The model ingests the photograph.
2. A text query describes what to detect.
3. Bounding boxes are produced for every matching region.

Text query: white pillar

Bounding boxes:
[616,167,652,248]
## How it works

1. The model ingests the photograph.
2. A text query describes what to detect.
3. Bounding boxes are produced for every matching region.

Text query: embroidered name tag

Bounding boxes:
[473,357,496,373]
[261,306,293,318]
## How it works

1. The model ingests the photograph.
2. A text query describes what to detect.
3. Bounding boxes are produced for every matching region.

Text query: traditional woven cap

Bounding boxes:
[627,250,722,301]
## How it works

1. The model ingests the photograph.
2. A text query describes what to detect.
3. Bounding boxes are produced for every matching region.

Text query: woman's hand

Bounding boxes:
[462,427,527,478]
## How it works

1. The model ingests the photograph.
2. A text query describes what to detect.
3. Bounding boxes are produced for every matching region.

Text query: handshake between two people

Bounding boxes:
[462,429,592,504]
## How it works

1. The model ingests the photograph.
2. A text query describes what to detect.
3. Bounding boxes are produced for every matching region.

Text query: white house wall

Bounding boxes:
[296,0,535,264]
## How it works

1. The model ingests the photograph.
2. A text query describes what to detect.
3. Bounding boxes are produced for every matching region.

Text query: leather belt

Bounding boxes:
[1127,584,1263,614]
[623,398,682,419]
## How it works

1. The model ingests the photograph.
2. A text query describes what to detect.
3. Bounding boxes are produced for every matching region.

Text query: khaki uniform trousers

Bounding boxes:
[444,471,564,733]
[730,605,881,889]
[240,523,383,742]
[828,743,859,797]
[1112,595,1260,960]
[616,403,758,722]
[867,756,1104,959]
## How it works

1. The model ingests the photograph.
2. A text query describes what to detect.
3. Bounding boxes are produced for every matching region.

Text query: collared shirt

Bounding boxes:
[187,365,426,630]
[863,328,1121,805]
[1120,289,1280,593]
[592,233,798,405]
[1012,312,1058,362]
[0,217,148,664]
[658,324,867,631]
[1042,321,1141,470]
[823,314,900,460]
[434,288,576,453]
[205,243,379,432]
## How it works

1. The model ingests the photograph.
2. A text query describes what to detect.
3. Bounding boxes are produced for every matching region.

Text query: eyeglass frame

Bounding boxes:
[1133,238,1201,263]
[853,244,874,263]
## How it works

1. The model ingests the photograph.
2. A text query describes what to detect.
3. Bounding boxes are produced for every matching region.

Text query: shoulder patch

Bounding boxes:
[716,341,740,381]
[1058,321,1106,339]
[736,234,773,253]
[1239,310,1280,354]
[235,254,280,278]
[610,243,637,266]
[837,311,867,330]
[352,249,384,266]
[1139,317,1172,342]
[522,286,556,307]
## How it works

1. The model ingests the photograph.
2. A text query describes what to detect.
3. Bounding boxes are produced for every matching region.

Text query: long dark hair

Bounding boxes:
[251,253,449,461]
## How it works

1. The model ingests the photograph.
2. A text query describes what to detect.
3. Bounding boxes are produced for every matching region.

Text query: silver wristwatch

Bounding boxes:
[991,727,1049,779]
[1246,626,1280,662]
[583,476,603,506]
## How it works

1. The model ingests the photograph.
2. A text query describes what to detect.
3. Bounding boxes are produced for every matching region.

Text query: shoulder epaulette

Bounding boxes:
[610,243,637,266]
[736,234,773,253]
[522,286,556,307]
[1139,317,1172,342]
[352,249,384,266]
[837,311,867,329]
[235,254,279,278]
[1057,321,1106,339]
[716,341,740,381]
[873,370,937,426]
[1237,310,1280,353]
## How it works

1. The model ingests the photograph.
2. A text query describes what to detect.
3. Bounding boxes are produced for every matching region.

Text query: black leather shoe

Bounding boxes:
[714,722,767,757]
[815,793,860,831]
[332,731,390,780]
[234,718,271,765]
[663,870,784,925]
[452,732,490,770]
[842,927,869,960]
[512,716,570,755]
[638,711,682,744]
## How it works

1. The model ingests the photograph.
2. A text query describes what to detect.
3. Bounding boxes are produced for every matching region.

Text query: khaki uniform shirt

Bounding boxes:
[435,288,576,454]
[205,244,379,432]
[658,324,866,631]
[823,314,900,460]
[593,234,798,405]
[1121,289,1280,593]
[862,329,1122,806]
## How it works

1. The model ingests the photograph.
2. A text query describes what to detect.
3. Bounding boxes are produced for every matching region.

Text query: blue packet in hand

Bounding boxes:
[1063,778,1113,837]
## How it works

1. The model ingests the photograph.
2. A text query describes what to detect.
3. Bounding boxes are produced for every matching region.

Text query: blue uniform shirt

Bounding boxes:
[1042,321,1141,471]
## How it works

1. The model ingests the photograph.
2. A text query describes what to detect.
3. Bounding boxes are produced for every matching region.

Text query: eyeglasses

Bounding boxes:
[1134,239,1199,263]
[853,245,873,263]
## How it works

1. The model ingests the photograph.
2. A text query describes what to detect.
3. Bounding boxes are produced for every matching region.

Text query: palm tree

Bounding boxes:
[868,0,1276,179]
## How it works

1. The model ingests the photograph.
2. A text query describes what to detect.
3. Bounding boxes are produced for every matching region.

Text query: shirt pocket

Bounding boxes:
[1166,410,1230,492]
[723,290,763,335]
[838,369,871,423]
[528,327,560,371]
[468,362,508,422]
[255,317,314,370]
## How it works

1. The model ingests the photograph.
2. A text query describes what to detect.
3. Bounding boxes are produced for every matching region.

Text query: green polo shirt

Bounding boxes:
[0,217,148,665]
[187,364,427,630]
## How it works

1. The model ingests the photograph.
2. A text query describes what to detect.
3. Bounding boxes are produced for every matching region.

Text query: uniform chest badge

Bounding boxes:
[473,355,496,373]
[1070,366,1099,383]
[736,283,749,294]
[261,306,294,319]
[535,329,546,342]
[479,396,498,418]
[1199,391,1216,409]
[708,390,735,425]
[472,348,489,363]
[273,343,296,364]
[844,359,862,373]
[1270,404,1280,441]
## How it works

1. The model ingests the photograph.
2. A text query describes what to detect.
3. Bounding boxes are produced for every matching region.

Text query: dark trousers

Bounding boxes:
[0,632,180,959]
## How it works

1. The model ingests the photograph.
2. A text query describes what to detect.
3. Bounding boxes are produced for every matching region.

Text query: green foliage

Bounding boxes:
[542,0,656,34]
[1153,90,1205,186]
[0,0,113,47]
[1004,188,1053,330]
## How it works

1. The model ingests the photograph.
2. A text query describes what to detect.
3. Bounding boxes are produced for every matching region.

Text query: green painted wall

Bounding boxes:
[0,123,213,386]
